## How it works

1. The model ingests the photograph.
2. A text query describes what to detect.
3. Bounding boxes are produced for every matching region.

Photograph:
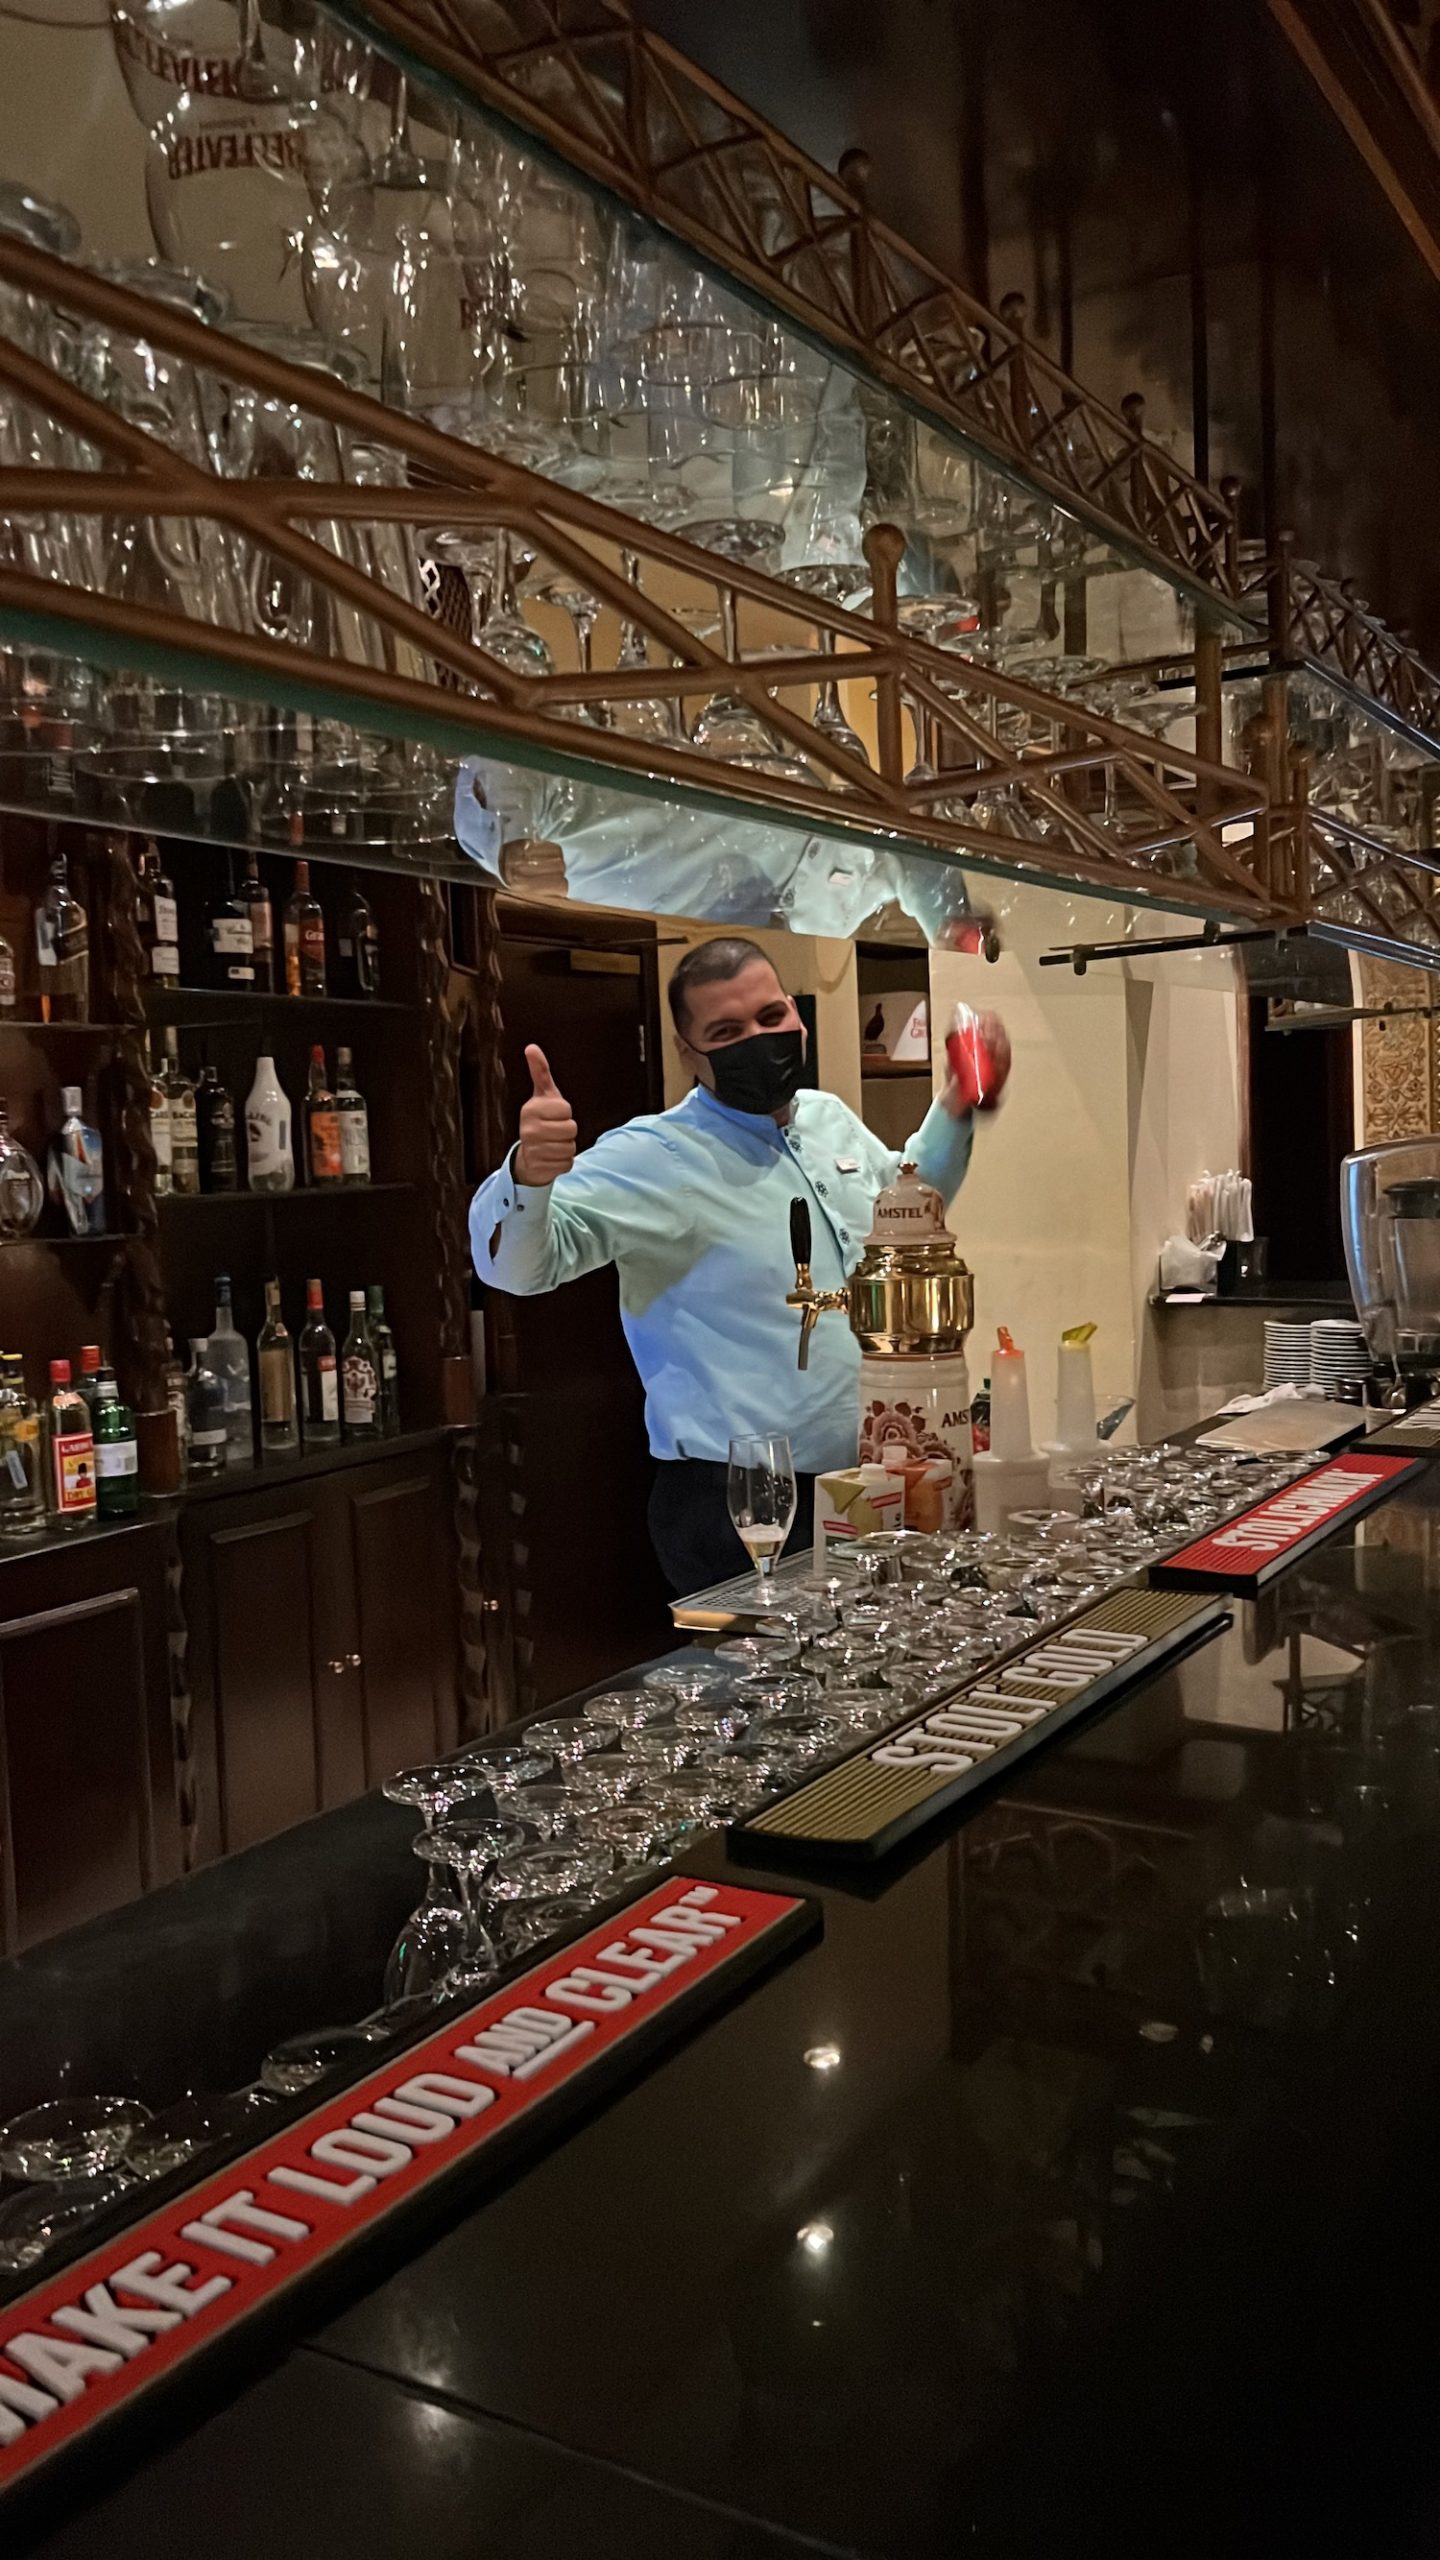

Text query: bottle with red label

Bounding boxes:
[45,1358,96,1529]
[305,1045,344,1187]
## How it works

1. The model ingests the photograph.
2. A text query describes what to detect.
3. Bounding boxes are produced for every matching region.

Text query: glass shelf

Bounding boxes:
[145,987,416,1021]
[0,1229,125,1251]
[158,1184,415,1208]
[0,1018,116,1036]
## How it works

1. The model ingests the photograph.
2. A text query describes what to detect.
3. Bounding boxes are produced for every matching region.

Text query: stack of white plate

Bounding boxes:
[1309,1318,1371,1391]
[1263,1321,1313,1388]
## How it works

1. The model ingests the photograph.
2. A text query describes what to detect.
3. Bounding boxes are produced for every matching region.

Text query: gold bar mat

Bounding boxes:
[738,1589,1223,1860]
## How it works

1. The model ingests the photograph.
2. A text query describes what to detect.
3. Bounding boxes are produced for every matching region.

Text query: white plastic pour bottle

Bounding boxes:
[971,1327,1053,1532]
[245,1051,294,1194]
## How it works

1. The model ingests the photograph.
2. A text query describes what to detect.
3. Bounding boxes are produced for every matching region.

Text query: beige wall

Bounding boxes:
[931,884,1139,1444]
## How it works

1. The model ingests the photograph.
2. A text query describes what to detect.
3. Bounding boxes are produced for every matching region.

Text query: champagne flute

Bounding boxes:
[727,1433,797,1601]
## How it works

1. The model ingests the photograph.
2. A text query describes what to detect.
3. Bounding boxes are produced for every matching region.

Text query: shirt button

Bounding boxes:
[817,1183,829,1197]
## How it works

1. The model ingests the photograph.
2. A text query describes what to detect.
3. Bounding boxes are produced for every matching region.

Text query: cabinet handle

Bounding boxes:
[328,1658,346,1676]
[347,1652,362,1670]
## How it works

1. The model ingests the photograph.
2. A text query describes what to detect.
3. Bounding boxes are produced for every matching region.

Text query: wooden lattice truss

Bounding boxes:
[360,0,1245,609]
[0,236,1276,918]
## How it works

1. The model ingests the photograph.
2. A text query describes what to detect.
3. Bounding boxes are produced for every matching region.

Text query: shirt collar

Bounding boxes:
[687,1083,795,1143]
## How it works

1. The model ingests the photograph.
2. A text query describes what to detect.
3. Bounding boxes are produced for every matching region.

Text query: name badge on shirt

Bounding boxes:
[835,1157,861,1174]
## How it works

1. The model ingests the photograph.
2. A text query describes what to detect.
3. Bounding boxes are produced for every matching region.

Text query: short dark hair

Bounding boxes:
[666,936,775,1035]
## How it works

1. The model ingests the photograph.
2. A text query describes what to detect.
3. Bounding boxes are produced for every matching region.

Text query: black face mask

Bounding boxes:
[704,1027,806,1116]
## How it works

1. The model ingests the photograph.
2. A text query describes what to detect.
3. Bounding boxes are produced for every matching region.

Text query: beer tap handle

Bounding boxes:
[788,1195,818,1371]
[790,1196,812,1275]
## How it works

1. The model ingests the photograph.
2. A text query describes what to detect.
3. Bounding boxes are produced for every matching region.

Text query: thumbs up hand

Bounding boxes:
[515,1044,578,1187]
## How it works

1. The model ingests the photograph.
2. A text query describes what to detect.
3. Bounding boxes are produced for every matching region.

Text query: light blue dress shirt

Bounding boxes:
[469,1083,974,1473]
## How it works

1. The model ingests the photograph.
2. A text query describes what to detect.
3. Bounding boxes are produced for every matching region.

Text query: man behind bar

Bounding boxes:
[470,937,1008,1595]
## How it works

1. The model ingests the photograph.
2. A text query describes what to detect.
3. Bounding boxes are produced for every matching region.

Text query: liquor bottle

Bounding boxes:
[204,1274,255,1467]
[162,1326,189,1476]
[76,1343,105,1427]
[337,881,380,998]
[283,858,326,996]
[185,1339,227,1479]
[0,1101,43,1238]
[243,851,275,994]
[207,856,255,990]
[195,1057,238,1193]
[257,1276,300,1455]
[46,1358,96,1528]
[0,1354,44,1538]
[48,1087,105,1236]
[367,1284,399,1434]
[93,1375,139,1520]
[334,1046,370,1184]
[34,849,89,1024]
[134,840,179,988]
[163,1029,200,1196]
[245,1052,294,1193]
[298,1276,340,1446]
[146,1033,172,1198]
[0,927,16,1015]
[304,1044,343,1187]
[341,1288,380,1439]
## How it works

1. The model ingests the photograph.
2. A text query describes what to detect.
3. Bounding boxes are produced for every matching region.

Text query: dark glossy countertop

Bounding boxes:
[16,1475,1440,2558]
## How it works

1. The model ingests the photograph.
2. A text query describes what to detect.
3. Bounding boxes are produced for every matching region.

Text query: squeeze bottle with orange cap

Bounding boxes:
[971,1325,1052,1531]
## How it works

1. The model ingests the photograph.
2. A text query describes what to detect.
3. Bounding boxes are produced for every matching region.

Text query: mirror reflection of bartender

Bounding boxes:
[470,938,1010,1595]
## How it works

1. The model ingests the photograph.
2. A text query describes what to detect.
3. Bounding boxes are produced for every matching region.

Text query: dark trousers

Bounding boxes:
[647,1459,816,1599]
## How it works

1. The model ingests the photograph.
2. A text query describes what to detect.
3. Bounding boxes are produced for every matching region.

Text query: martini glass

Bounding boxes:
[421,1818,520,1994]
[0,2095,150,2183]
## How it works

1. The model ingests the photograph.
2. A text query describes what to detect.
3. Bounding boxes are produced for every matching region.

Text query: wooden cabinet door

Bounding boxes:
[0,1526,176,1954]
[182,1484,351,1863]
[328,1447,458,1786]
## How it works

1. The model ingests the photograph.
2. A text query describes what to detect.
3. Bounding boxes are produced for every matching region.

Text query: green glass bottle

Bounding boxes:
[93,1376,139,1520]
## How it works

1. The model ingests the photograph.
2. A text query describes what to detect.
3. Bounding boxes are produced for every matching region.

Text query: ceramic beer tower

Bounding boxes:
[786,1162,975,1526]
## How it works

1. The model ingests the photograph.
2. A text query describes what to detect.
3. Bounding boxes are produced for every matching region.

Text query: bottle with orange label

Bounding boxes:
[305,1045,344,1187]
[45,1358,97,1530]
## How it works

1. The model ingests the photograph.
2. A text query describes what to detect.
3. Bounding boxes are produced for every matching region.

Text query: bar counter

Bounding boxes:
[13,1469,1440,2558]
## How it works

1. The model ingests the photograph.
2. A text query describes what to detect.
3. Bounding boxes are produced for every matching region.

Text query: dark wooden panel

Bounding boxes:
[337,1453,458,1784]
[185,1494,339,1858]
[0,1586,154,1954]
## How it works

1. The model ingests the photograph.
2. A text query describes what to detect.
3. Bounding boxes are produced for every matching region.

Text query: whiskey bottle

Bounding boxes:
[162,1029,200,1195]
[341,1288,380,1439]
[299,1277,341,1446]
[185,1339,228,1479]
[46,1358,96,1528]
[244,1052,294,1193]
[0,1354,44,1538]
[0,927,16,1015]
[243,851,275,994]
[337,881,380,998]
[146,1032,172,1198]
[304,1044,343,1187]
[334,1045,370,1184]
[367,1283,399,1434]
[283,858,326,997]
[207,857,255,990]
[257,1276,300,1455]
[135,840,179,987]
[162,1325,189,1476]
[204,1274,255,1467]
[34,848,89,1023]
[93,1375,139,1520]
[195,1056,238,1193]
